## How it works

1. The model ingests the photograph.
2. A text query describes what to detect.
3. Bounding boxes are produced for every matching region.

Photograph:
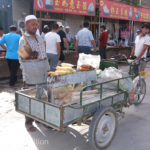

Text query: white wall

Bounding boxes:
[64,14,84,37]
[12,0,30,24]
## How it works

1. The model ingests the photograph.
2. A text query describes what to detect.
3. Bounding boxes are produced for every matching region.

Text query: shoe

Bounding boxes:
[25,124,36,132]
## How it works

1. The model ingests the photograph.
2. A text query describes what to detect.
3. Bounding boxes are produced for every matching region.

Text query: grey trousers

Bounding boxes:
[25,83,47,125]
[47,53,58,71]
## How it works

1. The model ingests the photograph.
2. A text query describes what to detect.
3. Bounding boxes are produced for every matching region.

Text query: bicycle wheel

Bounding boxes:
[134,79,146,105]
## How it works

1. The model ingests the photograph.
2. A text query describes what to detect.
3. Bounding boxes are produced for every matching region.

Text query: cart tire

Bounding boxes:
[134,79,146,105]
[89,107,117,150]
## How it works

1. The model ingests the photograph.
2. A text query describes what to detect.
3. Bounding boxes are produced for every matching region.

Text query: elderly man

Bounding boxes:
[65,26,72,43]
[19,15,47,132]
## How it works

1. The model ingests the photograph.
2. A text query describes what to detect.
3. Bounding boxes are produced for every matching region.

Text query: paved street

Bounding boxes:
[0,63,150,150]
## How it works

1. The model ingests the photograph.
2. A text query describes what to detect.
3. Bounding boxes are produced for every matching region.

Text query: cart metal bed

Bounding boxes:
[15,69,133,150]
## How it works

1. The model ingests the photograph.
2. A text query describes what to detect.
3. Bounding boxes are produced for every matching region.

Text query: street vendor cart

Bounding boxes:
[15,56,147,150]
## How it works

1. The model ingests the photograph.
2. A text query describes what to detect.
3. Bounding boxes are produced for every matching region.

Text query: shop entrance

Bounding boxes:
[42,20,56,31]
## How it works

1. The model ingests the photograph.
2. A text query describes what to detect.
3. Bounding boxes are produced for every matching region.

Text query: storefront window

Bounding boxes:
[0,11,8,33]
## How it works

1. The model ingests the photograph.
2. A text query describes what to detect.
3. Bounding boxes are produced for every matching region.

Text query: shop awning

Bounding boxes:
[34,0,96,16]
[99,0,150,22]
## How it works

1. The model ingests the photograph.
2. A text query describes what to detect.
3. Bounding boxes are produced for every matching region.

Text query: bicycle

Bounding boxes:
[100,54,147,105]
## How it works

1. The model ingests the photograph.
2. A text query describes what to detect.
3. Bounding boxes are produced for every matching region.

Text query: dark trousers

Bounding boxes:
[99,46,107,59]
[7,59,19,86]
[59,50,65,62]
[25,116,34,125]
[78,46,91,54]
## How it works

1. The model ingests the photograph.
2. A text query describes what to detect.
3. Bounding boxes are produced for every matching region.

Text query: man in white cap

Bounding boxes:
[65,26,73,43]
[19,15,47,132]
[41,24,50,40]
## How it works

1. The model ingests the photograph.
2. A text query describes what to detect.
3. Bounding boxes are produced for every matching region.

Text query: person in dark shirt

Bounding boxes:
[99,25,108,59]
[57,23,69,63]
[0,25,21,86]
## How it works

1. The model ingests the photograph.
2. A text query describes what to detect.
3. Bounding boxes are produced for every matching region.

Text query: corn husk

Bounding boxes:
[61,63,74,68]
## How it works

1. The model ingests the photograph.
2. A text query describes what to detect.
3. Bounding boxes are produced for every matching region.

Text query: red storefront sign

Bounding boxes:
[99,0,133,20]
[133,7,150,22]
[34,0,96,16]
[99,0,150,22]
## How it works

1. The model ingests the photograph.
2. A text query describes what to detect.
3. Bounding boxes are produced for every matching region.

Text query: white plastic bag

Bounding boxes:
[77,53,100,70]
[99,67,134,92]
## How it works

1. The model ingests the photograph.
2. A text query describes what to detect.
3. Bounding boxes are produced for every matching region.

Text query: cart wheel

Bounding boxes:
[89,107,117,150]
[134,79,146,105]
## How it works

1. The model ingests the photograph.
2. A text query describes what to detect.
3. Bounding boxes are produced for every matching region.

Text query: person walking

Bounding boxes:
[0,27,5,51]
[0,25,21,86]
[99,25,108,59]
[19,15,47,132]
[45,23,61,71]
[41,25,50,40]
[65,26,73,43]
[75,22,96,54]
[57,22,69,63]
[131,23,150,60]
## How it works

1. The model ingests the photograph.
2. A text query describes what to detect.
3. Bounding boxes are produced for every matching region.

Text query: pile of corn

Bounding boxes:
[48,63,76,76]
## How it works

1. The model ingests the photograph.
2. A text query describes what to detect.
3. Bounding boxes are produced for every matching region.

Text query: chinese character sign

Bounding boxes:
[99,0,150,22]
[99,0,133,20]
[133,7,150,22]
[34,0,96,16]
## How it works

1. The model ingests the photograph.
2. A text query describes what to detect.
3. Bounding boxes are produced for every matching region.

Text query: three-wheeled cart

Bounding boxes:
[16,63,137,150]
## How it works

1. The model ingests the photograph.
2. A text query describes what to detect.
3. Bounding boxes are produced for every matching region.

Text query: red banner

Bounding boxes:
[99,0,150,22]
[34,0,96,16]
[133,7,150,22]
[99,0,133,20]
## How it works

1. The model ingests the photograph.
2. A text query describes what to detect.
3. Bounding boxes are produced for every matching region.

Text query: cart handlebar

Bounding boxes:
[111,53,146,66]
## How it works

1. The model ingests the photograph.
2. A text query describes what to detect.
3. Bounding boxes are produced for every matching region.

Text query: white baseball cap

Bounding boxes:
[44,25,48,28]
[136,29,140,32]
[25,15,37,23]
[65,26,70,29]
[57,22,64,27]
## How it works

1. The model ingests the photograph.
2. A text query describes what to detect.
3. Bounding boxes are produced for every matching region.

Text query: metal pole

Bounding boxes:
[139,0,142,6]
[131,20,134,42]
[98,15,101,46]
[40,11,42,34]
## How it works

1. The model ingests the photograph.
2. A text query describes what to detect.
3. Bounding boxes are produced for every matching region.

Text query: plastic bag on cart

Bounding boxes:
[99,67,134,92]
[77,53,100,70]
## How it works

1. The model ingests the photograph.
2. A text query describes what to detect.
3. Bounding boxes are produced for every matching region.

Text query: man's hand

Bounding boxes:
[94,48,97,52]
[0,44,6,50]
[56,42,61,58]
[91,40,97,52]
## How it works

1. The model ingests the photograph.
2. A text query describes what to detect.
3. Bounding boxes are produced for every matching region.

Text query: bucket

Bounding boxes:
[21,59,48,85]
